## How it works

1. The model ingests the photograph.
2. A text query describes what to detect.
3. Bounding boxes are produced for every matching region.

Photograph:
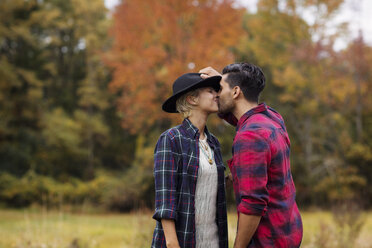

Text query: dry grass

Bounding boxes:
[0,208,371,248]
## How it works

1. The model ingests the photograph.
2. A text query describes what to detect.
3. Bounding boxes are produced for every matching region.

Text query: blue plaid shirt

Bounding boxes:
[151,118,228,248]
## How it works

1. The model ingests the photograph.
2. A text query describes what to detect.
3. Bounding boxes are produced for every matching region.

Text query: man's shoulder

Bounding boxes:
[242,115,277,132]
[238,114,281,142]
[237,126,271,143]
[267,106,285,120]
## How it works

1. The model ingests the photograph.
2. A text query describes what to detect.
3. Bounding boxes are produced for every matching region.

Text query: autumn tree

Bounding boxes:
[107,0,244,134]
[104,0,244,208]
[232,0,370,205]
[40,0,111,180]
[336,34,372,206]
[0,0,119,180]
[0,0,45,176]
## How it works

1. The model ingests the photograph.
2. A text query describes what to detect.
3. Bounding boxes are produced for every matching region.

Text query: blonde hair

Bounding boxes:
[176,89,200,118]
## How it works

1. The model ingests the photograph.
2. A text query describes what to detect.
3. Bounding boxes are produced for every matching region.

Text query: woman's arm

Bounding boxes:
[161,219,181,248]
[153,133,179,221]
[152,133,180,246]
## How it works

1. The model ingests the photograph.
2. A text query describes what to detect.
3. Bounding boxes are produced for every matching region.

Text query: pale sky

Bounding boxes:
[104,0,372,50]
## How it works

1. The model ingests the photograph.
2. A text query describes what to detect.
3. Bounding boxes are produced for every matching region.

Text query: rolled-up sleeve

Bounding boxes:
[152,133,179,221]
[234,131,271,216]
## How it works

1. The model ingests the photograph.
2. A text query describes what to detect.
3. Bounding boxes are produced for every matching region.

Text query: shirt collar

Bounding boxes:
[236,103,268,130]
[182,118,213,142]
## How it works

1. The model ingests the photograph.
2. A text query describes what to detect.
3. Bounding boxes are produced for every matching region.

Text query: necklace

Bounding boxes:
[199,138,213,165]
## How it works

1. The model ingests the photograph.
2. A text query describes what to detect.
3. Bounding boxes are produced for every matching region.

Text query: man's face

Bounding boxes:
[217,75,235,114]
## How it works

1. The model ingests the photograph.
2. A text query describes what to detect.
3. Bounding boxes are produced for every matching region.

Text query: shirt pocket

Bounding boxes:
[186,151,198,176]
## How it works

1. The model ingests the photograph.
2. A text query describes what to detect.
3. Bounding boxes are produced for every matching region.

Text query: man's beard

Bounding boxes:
[218,98,234,114]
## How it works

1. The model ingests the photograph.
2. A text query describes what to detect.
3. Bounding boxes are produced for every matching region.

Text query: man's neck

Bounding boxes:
[232,100,258,121]
[188,111,208,139]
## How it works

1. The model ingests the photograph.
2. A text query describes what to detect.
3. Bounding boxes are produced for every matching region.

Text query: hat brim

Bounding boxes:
[162,75,221,113]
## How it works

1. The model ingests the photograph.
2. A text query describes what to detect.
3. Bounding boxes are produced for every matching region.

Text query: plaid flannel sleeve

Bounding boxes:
[234,131,271,216]
[152,133,179,221]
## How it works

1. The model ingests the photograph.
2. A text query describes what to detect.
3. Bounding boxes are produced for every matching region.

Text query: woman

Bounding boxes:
[151,73,228,248]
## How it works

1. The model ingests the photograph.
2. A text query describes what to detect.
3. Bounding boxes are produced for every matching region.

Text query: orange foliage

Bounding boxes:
[106,0,243,133]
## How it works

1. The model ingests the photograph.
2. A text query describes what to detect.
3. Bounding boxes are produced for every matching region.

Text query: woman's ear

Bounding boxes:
[186,95,198,106]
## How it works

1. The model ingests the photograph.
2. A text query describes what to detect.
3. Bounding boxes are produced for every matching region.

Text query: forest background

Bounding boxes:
[0,0,371,246]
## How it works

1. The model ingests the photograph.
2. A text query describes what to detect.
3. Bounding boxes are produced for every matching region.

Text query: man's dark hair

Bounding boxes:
[222,62,265,103]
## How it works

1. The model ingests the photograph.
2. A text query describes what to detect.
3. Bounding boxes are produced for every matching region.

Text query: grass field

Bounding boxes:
[0,208,371,248]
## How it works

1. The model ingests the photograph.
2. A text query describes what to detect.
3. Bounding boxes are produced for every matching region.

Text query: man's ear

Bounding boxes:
[232,86,241,99]
[186,95,198,106]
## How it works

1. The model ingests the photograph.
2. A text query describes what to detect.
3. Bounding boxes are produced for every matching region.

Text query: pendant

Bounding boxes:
[208,158,213,164]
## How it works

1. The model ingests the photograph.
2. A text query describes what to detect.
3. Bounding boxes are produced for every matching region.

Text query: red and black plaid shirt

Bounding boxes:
[225,103,303,247]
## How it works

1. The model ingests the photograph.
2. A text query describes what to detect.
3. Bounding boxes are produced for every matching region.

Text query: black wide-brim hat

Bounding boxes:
[162,73,222,113]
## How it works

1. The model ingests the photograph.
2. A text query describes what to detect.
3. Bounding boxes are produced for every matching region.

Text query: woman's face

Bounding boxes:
[194,87,219,114]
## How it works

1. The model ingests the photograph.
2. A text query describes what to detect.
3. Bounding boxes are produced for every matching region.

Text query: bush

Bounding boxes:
[0,169,154,212]
[0,171,58,207]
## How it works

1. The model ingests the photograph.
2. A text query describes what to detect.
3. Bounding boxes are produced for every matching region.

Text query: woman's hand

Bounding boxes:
[166,240,181,248]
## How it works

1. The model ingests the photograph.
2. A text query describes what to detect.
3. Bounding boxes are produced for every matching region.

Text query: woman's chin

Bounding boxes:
[204,106,219,115]
[209,109,219,114]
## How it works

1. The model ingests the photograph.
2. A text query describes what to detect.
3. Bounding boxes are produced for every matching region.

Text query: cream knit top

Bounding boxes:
[194,135,219,248]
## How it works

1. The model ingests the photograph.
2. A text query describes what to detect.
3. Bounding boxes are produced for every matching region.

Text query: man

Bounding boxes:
[199,63,303,248]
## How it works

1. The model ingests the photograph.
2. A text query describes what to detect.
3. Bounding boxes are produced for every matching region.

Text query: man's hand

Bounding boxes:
[234,213,261,248]
[225,173,233,188]
[199,66,221,79]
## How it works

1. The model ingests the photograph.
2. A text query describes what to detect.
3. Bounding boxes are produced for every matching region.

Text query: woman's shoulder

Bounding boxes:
[158,124,184,141]
[155,125,185,153]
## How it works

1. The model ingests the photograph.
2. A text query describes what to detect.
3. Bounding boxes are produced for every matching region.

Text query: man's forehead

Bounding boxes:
[220,75,229,84]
